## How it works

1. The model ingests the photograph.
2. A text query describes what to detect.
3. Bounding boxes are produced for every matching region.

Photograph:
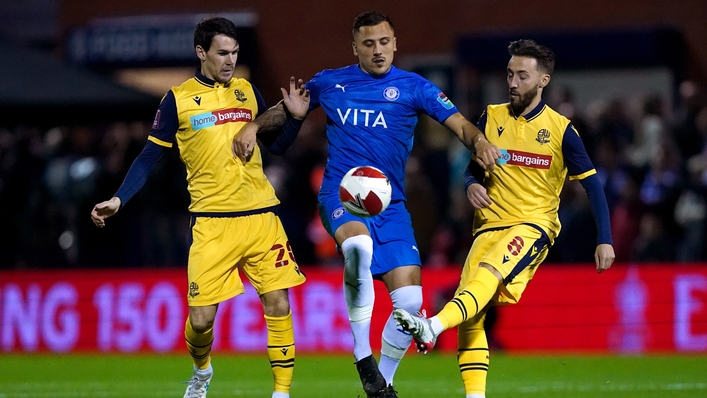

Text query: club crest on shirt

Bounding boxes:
[151,110,161,131]
[332,207,346,219]
[536,129,551,144]
[188,282,200,298]
[383,86,400,101]
[234,89,248,102]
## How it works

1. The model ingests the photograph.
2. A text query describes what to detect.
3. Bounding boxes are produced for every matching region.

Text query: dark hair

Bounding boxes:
[508,39,555,74]
[352,11,394,35]
[194,17,238,52]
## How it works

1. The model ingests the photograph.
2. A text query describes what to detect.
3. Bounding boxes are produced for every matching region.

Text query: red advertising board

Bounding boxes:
[1,265,705,354]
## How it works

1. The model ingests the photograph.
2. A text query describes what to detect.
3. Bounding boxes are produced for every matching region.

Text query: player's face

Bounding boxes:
[197,34,239,84]
[507,55,549,116]
[352,22,397,76]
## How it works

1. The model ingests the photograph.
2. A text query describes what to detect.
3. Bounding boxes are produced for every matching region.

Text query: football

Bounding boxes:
[339,166,392,217]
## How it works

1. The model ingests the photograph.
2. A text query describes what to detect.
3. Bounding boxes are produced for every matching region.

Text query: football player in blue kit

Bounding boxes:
[233,11,500,398]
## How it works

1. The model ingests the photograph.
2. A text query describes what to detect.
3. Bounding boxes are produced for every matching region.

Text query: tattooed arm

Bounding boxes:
[232,77,309,162]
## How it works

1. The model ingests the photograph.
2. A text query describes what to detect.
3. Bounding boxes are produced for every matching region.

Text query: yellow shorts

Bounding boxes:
[458,224,550,304]
[187,212,306,306]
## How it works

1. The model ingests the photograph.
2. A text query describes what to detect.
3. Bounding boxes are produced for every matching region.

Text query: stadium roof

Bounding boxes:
[0,40,160,126]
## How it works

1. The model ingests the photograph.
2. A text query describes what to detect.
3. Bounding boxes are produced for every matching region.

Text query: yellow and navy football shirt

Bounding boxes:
[469,100,598,243]
[116,69,279,214]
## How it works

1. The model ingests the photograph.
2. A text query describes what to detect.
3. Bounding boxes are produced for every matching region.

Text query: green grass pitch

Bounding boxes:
[1,353,706,397]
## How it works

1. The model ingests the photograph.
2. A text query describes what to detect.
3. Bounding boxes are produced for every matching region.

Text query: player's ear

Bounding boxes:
[393,37,397,52]
[352,41,358,56]
[195,45,206,61]
[539,74,551,89]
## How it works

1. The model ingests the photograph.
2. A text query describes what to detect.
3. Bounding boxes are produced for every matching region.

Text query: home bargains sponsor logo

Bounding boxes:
[190,108,253,130]
[498,149,552,169]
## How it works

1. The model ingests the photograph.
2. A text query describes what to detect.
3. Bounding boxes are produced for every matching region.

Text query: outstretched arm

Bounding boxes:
[232,77,310,162]
[91,141,165,227]
[444,113,500,171]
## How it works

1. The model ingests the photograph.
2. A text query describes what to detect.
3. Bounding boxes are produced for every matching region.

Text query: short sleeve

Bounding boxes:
[562,122,596,180]
[148,90,178,147]
[414,77,458,124]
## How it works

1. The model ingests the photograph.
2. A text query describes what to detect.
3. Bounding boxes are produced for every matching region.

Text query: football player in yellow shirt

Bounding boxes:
[91,17,309,398]
[395,39,615,398]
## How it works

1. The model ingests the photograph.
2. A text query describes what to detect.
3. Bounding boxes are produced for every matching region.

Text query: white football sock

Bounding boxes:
[380,285,423,384]
[341,235,375,361]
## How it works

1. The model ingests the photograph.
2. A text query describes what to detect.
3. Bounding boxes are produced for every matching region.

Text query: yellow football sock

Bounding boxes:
[266,311,295,394]
[458,311,489,396]
[437,266,499,329]
[184,317,213,370]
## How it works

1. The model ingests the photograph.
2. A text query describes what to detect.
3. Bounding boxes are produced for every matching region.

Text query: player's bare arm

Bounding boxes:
[466,183,492,209]
[444,113,500,171]
[232,76,309,162]
[594,243,615,274]
[90,197,121,228]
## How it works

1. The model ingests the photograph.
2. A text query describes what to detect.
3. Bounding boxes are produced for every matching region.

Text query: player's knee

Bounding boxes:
[390,285,422,313]
[261,289,291,317]
[341,235,374,276]
[189,315,215,333]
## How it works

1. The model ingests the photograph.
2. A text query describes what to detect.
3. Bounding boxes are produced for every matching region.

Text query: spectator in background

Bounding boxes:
[628,95,667,170]
[677,105,707,261]
[639,141,684,237]
[633,210,676,262]
[611,168,645,263]
[673,80,706,160]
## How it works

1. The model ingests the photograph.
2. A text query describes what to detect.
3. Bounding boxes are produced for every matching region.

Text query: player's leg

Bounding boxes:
[243,212,306,398]
[186,304,218,370]
[335,220,376,361]
[184,305,217,397]
[260,290,296,398]
[320,194,384,397]
[396,225,548,351]
[184,216,248,398]
[379,266,422,386]
[457,308,490,398]
[334,221,383,394]
[371,202,423,391]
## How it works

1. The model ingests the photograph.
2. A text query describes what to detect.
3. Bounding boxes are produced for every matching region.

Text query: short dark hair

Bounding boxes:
[508,39,555,74]
[352,11,394,35]
[194,17,238,52]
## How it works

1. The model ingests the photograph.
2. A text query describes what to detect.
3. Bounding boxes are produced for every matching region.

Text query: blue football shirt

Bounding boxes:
[307,64,458,202]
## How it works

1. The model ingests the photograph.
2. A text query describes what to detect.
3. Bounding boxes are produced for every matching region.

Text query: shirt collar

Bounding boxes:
[194,68,232,88]
[512,99,546,120]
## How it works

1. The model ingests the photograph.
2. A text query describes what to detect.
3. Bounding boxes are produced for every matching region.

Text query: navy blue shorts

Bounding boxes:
[318,193,421,276]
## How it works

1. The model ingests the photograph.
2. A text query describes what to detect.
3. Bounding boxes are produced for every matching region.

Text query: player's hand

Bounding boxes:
[232,122,258,163]
[594,243,615,274]
[466,183,492,209]
[91,197,121,228]
[474,137,501,172]
[281,76,310,120]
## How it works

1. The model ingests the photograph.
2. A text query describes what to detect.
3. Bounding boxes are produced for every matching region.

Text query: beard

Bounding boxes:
[509,85,538,116]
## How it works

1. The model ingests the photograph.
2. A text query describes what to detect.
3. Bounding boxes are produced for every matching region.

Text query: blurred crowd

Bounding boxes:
[1,79,707,269]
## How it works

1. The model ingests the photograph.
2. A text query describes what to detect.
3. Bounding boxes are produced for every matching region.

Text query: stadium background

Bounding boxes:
[1,0,707,390]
